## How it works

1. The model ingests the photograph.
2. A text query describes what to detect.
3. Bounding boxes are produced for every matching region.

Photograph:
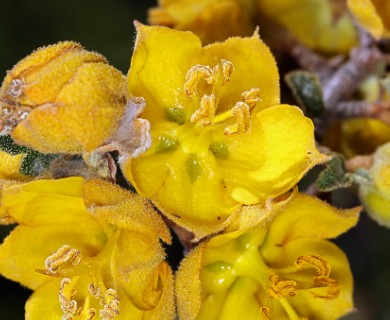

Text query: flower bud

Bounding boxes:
[0,42,129,154]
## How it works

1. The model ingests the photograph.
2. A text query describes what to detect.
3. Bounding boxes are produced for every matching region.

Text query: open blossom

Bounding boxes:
[0,177,175,320]
[122,23,326,238]
[148,0,257,44]
[348,0,390,39]
[176,193,360,320]
[0,42,150,156]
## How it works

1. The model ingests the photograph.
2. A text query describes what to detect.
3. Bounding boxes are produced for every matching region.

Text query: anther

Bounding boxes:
[100,288,120,320]
[86,309,97,320]
[224,102,251,135]
[242,88,262,109]
[59,278,78,315]
[45,245,82,273]
[184,65,214,97]
[88,283,102,300]
[296,255,340,299]
[220,59,234,84]
[260,307,271,319]
[267,273,297,299]
[7,79,24,99]
[190,94,216,125]
[296,255,330,277]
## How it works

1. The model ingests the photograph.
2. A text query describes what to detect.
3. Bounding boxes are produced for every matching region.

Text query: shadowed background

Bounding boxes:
[1,0,390,319]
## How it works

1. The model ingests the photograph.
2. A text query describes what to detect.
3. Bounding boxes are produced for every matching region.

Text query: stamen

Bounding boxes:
[296,255,330,278]
[100,288,120,320]
[267,273,297,299]
[184,65,214,97]
[76,299,96,320]
[242,88,262,109]
[59,278,78,316]
[260,307,271,319]
[190,94,216,125]
[86,309,97,320]
[88,283,102,301]
[7,79,24,99]
[220,59,234,84]
[296,255,340,299]
[224,102,251,135]
[45,245,82,274]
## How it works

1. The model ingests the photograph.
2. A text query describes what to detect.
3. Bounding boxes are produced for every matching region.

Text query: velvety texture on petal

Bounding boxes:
[1,42,128,154]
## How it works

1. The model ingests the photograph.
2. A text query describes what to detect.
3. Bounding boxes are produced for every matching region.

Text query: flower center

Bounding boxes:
[183,60,261,135]
[40,245,120,320]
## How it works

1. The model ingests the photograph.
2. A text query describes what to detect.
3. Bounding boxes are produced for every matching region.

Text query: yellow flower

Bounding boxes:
[359,142,390,227]
[0,177,175,320]
[123,24,326,238]
[0,42,150,156]
[148,0,257,44]
[258,0,357,55]
[348,0,390,39]
[176,193,360,320]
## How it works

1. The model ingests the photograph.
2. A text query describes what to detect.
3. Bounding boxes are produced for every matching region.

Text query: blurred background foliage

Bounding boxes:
[1,0,390,319]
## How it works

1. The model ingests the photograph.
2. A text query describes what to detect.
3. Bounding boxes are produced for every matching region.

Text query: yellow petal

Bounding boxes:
[0,224,105,289]
[359,142,390,226]
[128,23,201,123]
[259,0,357,54]
[149,149,238,238]
[220,105,326,204]
[270,238,354,319]
[1,177,90,226]
[198,31,280,113]
[360,186,390,227]
[83,178,134,206]
[348,0,384,39]
[112,231,174,318]
[149,0,257,45]
[25,279,63,320]
[87,182,172,244]
[261,193,360,261]
[176,243,205,320]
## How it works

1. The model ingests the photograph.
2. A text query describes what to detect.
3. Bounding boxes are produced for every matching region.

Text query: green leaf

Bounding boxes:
[0,135,59,176]
[316,154,354,192]
[285,70,324,117]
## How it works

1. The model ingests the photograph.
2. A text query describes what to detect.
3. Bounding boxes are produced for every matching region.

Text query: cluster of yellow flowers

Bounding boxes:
[1,0,390,319]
